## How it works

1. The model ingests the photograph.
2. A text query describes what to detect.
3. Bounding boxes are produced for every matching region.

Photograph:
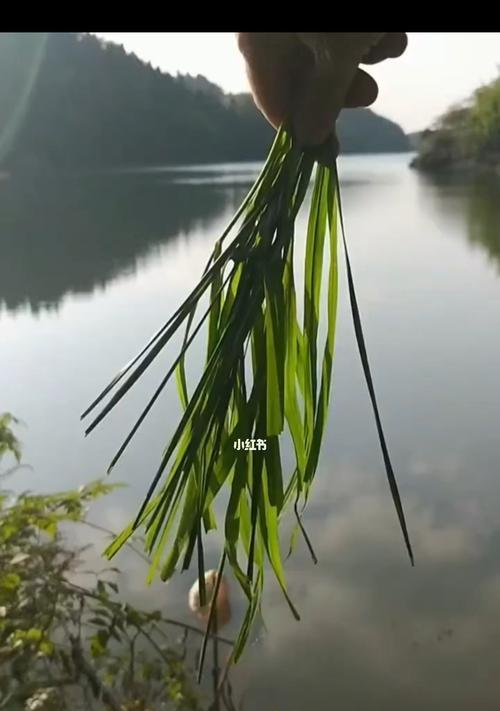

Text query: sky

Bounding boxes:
[93,33,500,132]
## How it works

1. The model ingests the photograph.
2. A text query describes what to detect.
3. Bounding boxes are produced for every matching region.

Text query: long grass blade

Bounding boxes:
[89,127,413,674]
[334,169,414,566]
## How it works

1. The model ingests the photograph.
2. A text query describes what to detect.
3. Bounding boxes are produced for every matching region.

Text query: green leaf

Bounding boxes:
[225,450,252,599]
[1,573,21,592]
[207,239,223,362]
[160,476,198,581]
[334,167,414,565]
[283,244,306,484]
[302,165,328,447]
[264,273,286,436]
[90,630,108,658]
[39,640,54,656]
[24,628,43,643]
[264,436,283,511]
[304,168,339,490]
[233,571,263,663]
[259,462,299,620]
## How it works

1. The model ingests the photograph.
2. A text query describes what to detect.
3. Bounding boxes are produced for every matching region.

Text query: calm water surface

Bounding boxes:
[2,153,500,709]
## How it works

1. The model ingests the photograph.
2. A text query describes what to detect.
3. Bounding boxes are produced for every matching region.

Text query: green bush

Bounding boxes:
[413,72,500,170]
[0,415,236,711]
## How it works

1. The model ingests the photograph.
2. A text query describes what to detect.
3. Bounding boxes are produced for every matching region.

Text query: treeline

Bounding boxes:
[0,33,409,171]
[412,72,500,171]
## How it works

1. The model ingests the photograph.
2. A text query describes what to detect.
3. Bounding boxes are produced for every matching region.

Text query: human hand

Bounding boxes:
[237,33,407,152]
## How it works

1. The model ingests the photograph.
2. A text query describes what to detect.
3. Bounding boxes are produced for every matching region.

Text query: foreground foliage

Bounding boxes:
[0,416,235,711]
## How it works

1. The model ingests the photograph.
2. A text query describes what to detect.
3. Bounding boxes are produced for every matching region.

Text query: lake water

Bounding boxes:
[2,153,500,709]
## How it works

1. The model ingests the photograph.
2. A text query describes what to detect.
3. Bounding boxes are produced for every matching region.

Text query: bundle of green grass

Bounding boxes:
[82,35,413,670]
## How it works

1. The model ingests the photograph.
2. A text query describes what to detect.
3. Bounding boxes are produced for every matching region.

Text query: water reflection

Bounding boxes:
[232,473,500,710]
[416,170,500,272]
[3,163,500,320]
[83,455,500,710]
[467,179,500,270]
[3,156,500,709]
[0,172,248,314]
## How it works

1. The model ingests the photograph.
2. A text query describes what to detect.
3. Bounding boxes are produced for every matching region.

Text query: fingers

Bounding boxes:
[294,69,379,147]
[361,32,408,64]
[293,33,387,146]
[237,32,407,150]
[292,68,342,147]
[344,69,379,108]
[236,33,307,130]
[308,133,340,167]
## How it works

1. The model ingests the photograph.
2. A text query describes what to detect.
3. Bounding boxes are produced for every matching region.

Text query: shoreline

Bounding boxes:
[410,155,500,176]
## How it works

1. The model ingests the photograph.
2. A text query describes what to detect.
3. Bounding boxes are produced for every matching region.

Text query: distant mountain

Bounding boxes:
[0,33,409,172]
[337,108,409,154]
